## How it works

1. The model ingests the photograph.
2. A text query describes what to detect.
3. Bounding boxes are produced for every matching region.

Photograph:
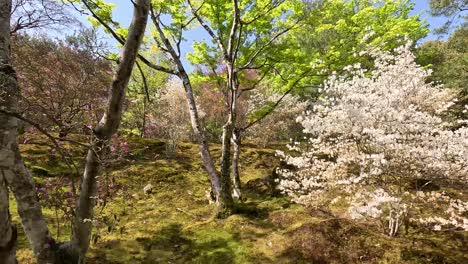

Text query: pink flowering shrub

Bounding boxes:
[109,134,130,159]
[36,178,77,236]
[277,43,468,236]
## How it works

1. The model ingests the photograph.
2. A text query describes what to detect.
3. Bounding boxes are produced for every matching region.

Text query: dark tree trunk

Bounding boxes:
[0,173,17,264]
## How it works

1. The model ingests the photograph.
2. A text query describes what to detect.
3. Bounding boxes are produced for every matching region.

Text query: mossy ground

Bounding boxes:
[11,135,468,263]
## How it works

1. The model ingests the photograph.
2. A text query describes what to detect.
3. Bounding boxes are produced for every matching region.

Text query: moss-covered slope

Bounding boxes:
[12,136,467,263]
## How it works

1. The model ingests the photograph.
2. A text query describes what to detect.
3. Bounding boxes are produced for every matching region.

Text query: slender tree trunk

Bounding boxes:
[178,70,223,201]
[231,129,242,199]
[1,1,55,263]
[218,65,239,215]
[178,60,234,216]
[72,1,149,263]
[141,95,146,138]
[218,62,241,212]
[3,156,57,264]
[149,9,233,215]
[219,119,234,213]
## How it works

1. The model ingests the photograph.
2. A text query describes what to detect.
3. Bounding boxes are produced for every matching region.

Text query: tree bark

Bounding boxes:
[219,120,234,214]
[219,63,238,212]
[141,95,147,138]
[178,69,224,205]
[217,0,241,212]
[0,172,17,264]
[72,0,149,263]
[231,129,242,200]
[1,1,55,263]
[0,7,15,263]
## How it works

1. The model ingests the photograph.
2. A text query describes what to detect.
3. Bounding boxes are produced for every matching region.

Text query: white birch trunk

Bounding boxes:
[231,129,242,199]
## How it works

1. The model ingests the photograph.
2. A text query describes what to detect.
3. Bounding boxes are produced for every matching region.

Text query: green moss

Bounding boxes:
[11,135,468,264]
[30,166,50,176]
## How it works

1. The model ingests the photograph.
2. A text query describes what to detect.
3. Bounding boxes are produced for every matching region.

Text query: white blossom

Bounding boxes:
[277,43,468,235]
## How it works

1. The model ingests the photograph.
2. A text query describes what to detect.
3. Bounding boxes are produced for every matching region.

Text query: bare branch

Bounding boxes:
[187,0,229,60]
[135,60,151,103]
[80,0,178,75]
[0,109,85,173]
[241,70,310,131]
[10,0,78,35]
[237,21,299,71]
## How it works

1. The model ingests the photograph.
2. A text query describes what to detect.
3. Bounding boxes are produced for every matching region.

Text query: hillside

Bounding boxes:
[12,136,467,264]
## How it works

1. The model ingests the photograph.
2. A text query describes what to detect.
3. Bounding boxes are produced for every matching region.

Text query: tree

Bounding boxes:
[270,0,428,95]
[1,0,56,262]
[11,33,111,138]
[72,0,150,262]
[428,0,467,34]
[416,26,467,120]
[10,0,77,34]
[80,0,234,215]
[226,0,428,199]
[1,3,91,263]
[2,0,150,262]
[277,43,468,236]
[77,0,428,213]
[186,0,303,201]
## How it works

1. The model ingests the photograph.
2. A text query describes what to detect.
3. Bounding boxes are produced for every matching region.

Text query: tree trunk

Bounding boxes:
[219,119,234,214]
[1,1,55,263]
[149,8,234,216]
[0,173,17,264]
[178,71,224,205]
[72,1,149,262]
[0,3,16,261]
[218,64,239,215]
[140,96,147,138]
[231,129,242,200]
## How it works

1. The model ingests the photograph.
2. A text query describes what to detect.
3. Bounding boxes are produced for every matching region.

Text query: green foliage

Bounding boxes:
[416,26,468,119]
[416,27,467,93]
[429,0,467,34]
[186,0,301,86]
[80,0,117,26]
[247,101,275,124]
[272,0,429,96]
[121,51,170,137]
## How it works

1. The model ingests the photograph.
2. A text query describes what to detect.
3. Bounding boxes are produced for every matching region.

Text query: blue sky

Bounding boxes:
[75,0,451,71]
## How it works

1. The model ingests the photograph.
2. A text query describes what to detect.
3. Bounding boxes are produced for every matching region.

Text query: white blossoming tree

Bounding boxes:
[277,43,468,236]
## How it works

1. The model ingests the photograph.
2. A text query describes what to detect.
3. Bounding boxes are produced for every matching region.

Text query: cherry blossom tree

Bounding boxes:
[277,43,468,236]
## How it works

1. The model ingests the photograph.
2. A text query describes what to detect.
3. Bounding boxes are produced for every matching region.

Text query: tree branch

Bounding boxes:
[80,0,178,75]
